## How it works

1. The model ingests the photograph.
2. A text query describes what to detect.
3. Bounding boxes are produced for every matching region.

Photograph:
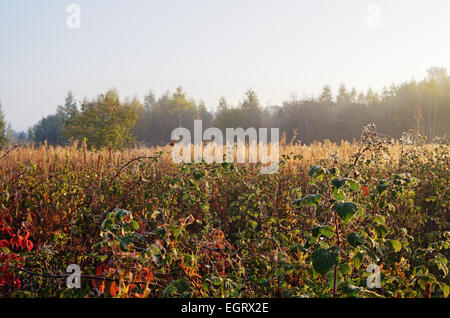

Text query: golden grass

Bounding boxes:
[1,139,435,174]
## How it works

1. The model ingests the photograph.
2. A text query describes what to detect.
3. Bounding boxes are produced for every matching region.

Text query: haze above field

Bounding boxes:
[1,0,449,131]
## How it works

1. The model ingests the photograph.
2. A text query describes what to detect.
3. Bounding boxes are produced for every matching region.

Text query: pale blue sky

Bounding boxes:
[1,0,449,130]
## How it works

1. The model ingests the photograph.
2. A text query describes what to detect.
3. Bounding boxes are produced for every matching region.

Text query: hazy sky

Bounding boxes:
[1,0,449,131]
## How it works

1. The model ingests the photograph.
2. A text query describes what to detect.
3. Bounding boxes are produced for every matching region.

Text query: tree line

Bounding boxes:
[1,67,449,149]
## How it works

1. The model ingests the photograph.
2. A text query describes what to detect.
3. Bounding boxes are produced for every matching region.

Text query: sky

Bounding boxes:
[0,0,449,131]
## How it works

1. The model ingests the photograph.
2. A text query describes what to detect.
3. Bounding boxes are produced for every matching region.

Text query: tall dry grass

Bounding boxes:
[0,138,430,174]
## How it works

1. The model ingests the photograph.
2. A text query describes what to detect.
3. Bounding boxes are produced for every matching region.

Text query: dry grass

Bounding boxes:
[0,140,439,174]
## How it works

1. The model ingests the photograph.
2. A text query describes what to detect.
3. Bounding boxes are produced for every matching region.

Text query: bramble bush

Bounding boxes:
[0,126,448,298]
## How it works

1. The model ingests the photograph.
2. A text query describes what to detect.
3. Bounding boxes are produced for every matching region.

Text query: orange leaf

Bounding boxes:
[26,240,33,251]
[99,281,105,293]
[361,186,370,196]
[109,281,118,297]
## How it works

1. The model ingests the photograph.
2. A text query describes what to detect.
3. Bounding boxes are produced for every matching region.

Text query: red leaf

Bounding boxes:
[26,240,33,251]
[109,281,119,297]
[2,227,14,237]
[362,186,370,196]
[145,269,153,282]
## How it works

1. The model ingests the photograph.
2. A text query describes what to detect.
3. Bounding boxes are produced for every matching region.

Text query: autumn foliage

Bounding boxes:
[0,131,448,298]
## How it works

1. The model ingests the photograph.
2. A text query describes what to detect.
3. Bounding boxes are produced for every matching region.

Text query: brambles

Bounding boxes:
[0,130,448,298]
[0,214,33,294]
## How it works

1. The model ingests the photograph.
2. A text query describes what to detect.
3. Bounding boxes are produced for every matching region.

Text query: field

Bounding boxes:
[0,132,449,298]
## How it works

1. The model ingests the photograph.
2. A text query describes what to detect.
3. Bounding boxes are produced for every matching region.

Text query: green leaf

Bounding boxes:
[115,209,131,222]
[333,188,345,200]
[328,167,340,176]
[213,277,223,286]
[376,180,389,194]
[311,248,339,276]
[162,284,177,297]
[119,236,133,251]
[129,219,139,230]
[347,179,360,191]
[309,166,325,183]
[327,269,343,289]
[290,244,306,253]
[352,251,364,270]
[332,178,346,189]
[293,194,322,208]
[172,226,182,238]
[334,202,358,222]
[97,254,108,262]
[432,254,449,276]
[417,275,437,290]
[311,225,335,239]
[304,235,319,249]
[0,247,10,254]
[331,178,360,191]
[373,214,386,225]
[374,224,388,238]
[174,278,191,293]
[434,254,448,266]
[389,240,402,252]
[439,283,449,298]
[248,220,258,229]
[347,233,365,247]
[338,263,352,275]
